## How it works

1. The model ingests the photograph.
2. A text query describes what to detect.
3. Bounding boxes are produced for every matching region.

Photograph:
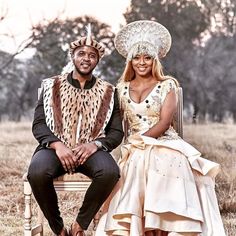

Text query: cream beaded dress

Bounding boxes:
[95,79,226,236]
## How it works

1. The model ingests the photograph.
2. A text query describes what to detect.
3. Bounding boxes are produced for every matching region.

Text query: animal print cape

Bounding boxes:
[42,73,115,148]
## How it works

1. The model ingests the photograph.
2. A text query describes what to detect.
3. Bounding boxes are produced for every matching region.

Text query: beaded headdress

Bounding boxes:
[62,24,105,74]
[69,24,105,58]
[114,20,172,61]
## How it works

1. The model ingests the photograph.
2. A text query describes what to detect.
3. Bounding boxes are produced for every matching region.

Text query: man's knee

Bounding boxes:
[86,151,120,185]
[98,165,120,186]
[27,159,51,185]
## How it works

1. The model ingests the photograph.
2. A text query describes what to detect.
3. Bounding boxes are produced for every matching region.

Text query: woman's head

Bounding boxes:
[115,20,173,83]
[121,53,166,82]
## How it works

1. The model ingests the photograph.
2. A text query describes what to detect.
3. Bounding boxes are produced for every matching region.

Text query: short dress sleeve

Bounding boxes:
[116,81,128,109]
[160,78,178,104]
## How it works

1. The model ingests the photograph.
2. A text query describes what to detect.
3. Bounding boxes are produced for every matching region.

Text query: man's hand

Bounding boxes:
[72,142,98,165]
[50,141,77,174]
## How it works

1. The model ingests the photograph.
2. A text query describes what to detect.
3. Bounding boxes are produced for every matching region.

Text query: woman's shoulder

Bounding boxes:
[160,77,179,91]
[116,80,129,91]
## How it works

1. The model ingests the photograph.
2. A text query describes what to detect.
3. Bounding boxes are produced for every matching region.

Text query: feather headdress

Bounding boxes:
[69,23,105,58]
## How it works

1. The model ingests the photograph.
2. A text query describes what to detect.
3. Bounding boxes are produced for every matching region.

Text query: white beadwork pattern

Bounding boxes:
[115,20,172,59]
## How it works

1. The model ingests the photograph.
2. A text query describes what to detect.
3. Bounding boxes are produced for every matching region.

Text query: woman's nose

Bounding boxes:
[139,58,145,65]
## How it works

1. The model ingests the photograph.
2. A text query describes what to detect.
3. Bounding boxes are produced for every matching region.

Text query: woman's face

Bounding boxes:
[131,54,153,77]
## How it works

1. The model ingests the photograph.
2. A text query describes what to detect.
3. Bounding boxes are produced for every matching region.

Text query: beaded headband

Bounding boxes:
[69,24,105,58]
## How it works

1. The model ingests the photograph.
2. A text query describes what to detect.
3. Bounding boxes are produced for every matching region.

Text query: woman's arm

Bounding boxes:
[143,89,177,138]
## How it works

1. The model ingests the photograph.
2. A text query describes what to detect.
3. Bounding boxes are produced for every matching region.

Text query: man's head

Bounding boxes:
[72,45,99,76]
[69,24,105,59]
[64,24,105,76]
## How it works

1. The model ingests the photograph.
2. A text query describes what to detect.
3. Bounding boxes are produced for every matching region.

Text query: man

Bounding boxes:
[27,26,124,236]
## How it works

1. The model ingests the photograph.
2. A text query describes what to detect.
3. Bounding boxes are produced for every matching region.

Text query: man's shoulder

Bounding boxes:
[40,76,57,90]
[43,74,64,82]
[42,74,67,85]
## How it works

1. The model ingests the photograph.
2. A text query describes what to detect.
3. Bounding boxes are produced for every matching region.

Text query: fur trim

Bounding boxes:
[52,77,63,134]
[91,84,113,138]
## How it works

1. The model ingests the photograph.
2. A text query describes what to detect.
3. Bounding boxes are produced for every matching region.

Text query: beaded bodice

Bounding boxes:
[117,79,179,140]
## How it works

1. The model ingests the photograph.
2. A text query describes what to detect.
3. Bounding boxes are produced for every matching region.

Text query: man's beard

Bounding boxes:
[73,62,96,76]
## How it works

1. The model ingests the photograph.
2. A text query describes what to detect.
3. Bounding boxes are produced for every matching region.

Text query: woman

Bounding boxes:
[95,20,226,236]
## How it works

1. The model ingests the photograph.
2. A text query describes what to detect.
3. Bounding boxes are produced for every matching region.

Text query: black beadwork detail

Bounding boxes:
[136,114,142,119]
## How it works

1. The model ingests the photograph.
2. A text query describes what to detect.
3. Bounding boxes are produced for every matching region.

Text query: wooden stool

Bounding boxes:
[23,173,99,236]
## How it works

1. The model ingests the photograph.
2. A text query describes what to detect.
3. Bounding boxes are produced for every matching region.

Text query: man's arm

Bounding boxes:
[96,89,124,152]
[32,89,60,147]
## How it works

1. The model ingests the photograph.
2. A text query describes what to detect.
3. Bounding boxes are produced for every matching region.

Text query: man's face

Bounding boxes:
[72,46,99,76]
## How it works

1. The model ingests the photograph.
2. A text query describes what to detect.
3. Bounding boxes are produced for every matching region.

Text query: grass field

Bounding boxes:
[0,122,235,235]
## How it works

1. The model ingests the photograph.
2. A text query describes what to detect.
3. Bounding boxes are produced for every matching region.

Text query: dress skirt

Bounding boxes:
[95,134,226,236]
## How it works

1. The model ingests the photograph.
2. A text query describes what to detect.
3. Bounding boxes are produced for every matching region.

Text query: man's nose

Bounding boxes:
[83,54,90,61]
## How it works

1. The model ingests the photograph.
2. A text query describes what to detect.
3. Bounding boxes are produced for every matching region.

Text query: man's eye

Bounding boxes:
[90,54,96,59]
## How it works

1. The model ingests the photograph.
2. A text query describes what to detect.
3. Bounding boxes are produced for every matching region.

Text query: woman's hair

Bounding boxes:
[119,56,179,86]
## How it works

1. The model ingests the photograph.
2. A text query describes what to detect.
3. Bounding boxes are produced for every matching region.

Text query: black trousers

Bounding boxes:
[27,148,120,235]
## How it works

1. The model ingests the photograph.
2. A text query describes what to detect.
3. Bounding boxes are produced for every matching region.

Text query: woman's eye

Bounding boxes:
[145,56,151,60]
[133,56,140,60]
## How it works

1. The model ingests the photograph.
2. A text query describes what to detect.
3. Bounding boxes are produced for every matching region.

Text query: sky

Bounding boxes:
[0,0,131,55]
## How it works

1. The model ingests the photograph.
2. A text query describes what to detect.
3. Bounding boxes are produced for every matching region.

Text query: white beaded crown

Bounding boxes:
[114,20,172,60]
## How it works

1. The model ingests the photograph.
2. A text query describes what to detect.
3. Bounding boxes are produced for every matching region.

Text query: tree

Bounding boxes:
[0,14,116,121]
[121,0,236,123]
[29,15,115,80]
[122,0,210,121]
[199,0,236,36]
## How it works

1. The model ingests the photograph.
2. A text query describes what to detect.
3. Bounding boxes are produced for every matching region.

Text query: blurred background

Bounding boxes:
[0,0,235,235]
[0,0,235,123]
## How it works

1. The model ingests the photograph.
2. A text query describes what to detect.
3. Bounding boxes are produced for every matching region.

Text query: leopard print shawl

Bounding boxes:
[42,74,115,148]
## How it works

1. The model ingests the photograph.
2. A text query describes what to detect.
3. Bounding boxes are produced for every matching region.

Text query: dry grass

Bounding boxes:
[184,124,236,236]
[0,122,235,235]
